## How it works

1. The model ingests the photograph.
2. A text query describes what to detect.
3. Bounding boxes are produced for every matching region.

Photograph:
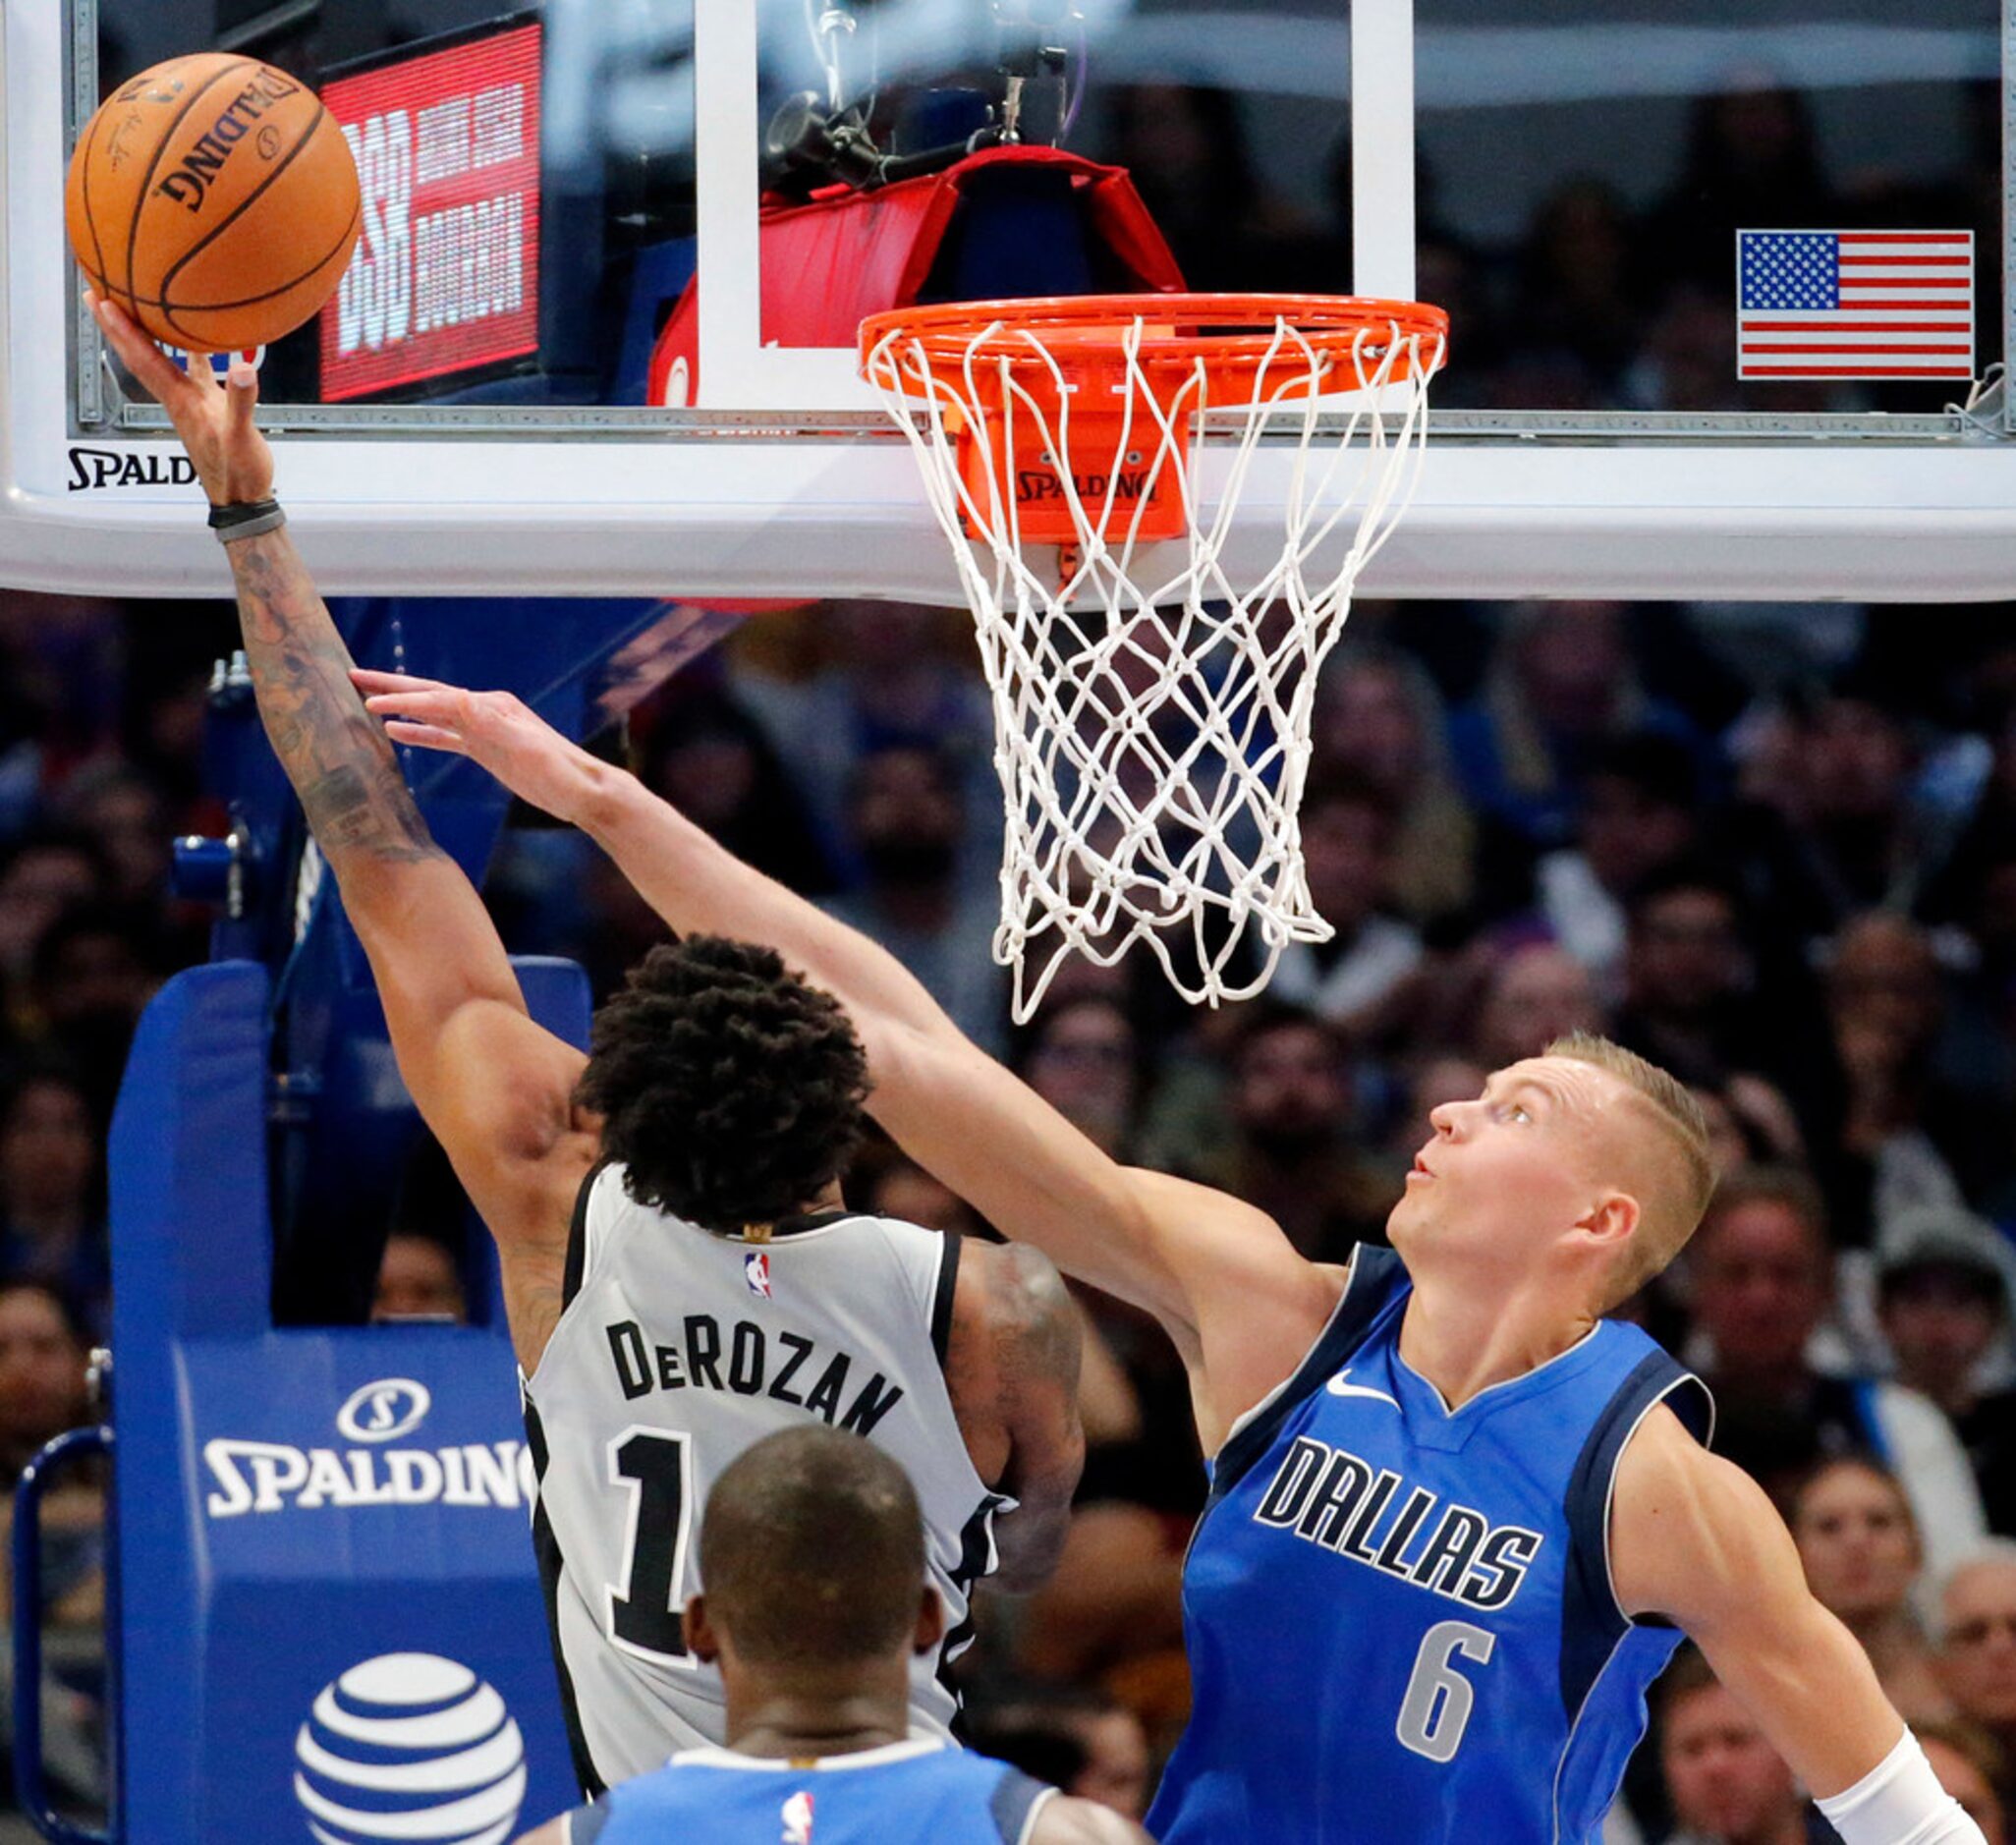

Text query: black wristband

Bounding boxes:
[207,497,285,543]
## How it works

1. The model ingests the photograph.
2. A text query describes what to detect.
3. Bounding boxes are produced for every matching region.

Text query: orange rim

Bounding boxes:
[861,292,1448,385]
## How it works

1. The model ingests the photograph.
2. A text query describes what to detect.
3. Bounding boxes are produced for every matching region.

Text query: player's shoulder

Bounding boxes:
[1610,1399,1791,1623]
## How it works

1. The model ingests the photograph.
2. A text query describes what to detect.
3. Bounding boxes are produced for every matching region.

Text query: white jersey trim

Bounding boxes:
[669,1737,954,1772]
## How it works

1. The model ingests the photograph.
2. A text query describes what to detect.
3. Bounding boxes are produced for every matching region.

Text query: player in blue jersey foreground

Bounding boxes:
[361,680,1987,1845]
[513,1426,1148,1845]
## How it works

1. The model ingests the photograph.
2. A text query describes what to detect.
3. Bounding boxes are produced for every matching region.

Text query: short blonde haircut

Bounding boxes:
[1542,1032,1715,1312]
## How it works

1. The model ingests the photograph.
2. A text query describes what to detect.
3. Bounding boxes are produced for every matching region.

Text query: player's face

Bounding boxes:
[1391,1058,1625,1272]
[1659,1684,1799,1840]
[1941,1561,2016,1724]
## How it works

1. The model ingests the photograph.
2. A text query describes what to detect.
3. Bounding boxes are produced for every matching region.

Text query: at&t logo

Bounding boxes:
[294,1652,525,1844]
[337,1378,431,1444]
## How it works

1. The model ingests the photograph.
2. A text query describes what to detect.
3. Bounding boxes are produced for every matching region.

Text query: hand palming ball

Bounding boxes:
[67,53,361,353]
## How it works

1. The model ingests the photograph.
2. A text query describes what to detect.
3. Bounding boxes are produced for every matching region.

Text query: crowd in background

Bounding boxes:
[0,63,2012,1845]
[1095,73,2002,418]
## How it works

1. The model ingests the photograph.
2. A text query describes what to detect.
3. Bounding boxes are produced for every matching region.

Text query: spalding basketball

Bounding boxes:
[66,53,361,353]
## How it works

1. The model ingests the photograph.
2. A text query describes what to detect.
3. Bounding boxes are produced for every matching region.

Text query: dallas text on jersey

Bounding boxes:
[1255,1435,1545,1609]
[604,1314,906,1436]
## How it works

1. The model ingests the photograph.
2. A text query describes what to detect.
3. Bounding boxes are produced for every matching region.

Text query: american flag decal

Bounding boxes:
[1736,230,1974,380]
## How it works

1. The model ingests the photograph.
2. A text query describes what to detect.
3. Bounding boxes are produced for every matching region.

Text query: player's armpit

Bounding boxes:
[956,1242,1086,1593]
[1610,1406,1906,1800]
[407,992,598,1373]
[507,1821,566,1845]
[1031,1794,1156,1844]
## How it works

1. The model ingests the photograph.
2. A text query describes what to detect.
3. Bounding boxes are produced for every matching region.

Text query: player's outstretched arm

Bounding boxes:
[91,298,595,1372]
[351,676,1337,1423]
[1612,1407,1986,1844]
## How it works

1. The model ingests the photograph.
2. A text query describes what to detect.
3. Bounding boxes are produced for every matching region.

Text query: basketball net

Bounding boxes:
[862,295,1446,1019]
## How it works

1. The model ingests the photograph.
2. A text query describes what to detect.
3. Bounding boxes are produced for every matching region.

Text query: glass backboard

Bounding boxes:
[1,0,2011,600]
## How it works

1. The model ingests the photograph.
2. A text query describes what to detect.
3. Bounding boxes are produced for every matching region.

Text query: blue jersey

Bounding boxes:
[1149,1247,1712,1845]
[563,1737,1053,1844]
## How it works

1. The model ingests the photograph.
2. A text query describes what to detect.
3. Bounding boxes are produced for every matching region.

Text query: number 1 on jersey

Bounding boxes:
[606,1427,696,1663]
[1396,1620,1495,1763]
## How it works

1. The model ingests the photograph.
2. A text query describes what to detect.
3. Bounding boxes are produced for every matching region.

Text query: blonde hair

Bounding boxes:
[1542,1032,1715,1312]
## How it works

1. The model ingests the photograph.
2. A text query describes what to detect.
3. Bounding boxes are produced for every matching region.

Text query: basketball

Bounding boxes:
[65,53,361,354]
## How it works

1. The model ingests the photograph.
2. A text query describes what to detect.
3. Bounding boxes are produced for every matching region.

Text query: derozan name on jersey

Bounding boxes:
[203,1437,534,1518]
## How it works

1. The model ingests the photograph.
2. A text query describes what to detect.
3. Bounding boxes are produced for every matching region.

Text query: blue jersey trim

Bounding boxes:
[1209,1246,1408,1500]
[1560,1351,1713,1711]
[989,1768,1054,1843]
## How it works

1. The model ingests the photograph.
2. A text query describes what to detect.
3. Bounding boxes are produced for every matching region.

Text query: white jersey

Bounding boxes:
[522,1162,1007,1794]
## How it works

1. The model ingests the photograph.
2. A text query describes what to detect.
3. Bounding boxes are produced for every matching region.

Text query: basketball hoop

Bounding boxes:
[861,292,1448,1019]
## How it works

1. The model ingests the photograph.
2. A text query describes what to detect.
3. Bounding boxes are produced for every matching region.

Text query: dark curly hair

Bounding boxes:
[575,936,869,1234]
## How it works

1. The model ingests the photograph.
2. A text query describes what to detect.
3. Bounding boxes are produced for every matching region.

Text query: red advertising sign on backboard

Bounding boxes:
[318,18,541,402]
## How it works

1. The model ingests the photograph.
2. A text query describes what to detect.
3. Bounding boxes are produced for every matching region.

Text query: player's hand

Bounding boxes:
[85,291,274,507]
[353,672,599,825]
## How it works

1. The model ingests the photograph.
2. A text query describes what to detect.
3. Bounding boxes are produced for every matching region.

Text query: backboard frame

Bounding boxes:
[1,0,2012,601]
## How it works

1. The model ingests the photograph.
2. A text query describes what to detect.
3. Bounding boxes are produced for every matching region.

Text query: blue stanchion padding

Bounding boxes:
[108,959,591,1845]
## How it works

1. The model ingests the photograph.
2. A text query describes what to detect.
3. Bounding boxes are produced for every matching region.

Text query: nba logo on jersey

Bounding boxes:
[745,1251,773,1299]
[780,1790,813,1843]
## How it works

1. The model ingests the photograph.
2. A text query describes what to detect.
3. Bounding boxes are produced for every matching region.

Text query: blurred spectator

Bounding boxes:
[54,766,167,909]
[1101,84,1328,293]
[1936,1546,2016,1805]
[0,1283,92,1487]
[1876,1212,2016,1536]
[1654,1646,1835,1845]
[1533,734,1705,998]
[857,1153,984,1239]
[1446,603,1695,853]
[1013,998,1146,1159]
[635,687,836,895]
[731,602,994,867]
[1916,1720,2008,1845]
[1820,915,2011,1244]
[1310,645,1476,927]
[1472,942,1606,1071]
[1622,285,1747,415]
[1765,695,1929,932]
[1268,778,1425,1042]
[0,832,105,1038]
[0,1070,108,1334]
[1512,179,1647,392]
[371,1234,467,1324]
[0,1281,104,1819]
[1689,1075,1808,1178]
[1787,1458,1950,1721]
[821,744,1006,1056]
[1180,1004,1396,1262]
[968,1687,1154,1822]
[1644,79,1837,297]
[22,903,157,1125]
[1611,867,1767,1090]
[1686,1166,1986,1583]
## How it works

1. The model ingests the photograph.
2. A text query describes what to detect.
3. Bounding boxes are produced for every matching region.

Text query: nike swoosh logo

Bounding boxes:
[1326,1371,1401,1409]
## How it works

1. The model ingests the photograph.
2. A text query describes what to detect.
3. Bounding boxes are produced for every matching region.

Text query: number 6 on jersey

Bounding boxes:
[1396,1621,1496,1763]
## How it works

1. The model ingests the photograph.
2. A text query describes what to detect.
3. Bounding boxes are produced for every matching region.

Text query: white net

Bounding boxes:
[864,303,1445,1020]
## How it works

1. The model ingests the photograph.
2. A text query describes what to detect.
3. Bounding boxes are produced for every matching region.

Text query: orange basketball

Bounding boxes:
[66,53,361,354]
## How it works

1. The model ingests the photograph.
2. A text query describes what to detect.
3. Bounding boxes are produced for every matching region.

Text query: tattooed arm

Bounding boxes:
[93,296,595,1371]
